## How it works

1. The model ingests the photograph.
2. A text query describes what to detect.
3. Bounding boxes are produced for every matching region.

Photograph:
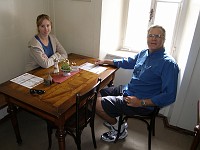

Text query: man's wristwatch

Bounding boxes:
[141,100,146,107]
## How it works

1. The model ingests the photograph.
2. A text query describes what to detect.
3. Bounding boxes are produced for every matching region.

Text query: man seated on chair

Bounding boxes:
[95,25,179,142]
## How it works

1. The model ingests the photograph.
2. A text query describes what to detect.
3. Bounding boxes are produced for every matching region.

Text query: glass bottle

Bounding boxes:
[54,59,59,73]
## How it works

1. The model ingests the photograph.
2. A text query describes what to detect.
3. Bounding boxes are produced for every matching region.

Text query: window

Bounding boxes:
[123,0,183,55]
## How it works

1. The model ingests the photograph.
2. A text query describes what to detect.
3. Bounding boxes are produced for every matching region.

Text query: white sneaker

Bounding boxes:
[101,126,128,142]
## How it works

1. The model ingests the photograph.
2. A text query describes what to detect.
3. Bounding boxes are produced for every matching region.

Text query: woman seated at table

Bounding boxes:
[26,14,68,71]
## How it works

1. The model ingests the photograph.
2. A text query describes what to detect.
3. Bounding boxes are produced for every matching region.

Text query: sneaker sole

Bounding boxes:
[118,130,128,140]
[101,130,128,142]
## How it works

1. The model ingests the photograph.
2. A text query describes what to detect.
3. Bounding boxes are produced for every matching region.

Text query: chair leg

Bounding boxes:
[147,125,152,150]
[114,111,158,150]
[74,128,82,150]
[151,117,156,136]
[114,115,123,143]
[148,117,156,150]
[76,134,81,150]
[90,121,97,148]
[47,122,53,150]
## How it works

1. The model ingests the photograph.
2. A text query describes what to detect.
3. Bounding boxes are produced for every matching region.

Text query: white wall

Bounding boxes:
[170,11,200,131]
[99,0,124,59]
[51,0,102,59]
[169,0,200,131]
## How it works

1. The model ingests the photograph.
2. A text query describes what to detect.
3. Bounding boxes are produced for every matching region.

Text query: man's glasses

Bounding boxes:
[147,34,164,39]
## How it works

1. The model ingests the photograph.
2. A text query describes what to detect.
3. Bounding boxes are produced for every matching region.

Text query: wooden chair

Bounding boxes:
[115,106,160,150]
[190,100,200,150]
[47,78,101,150]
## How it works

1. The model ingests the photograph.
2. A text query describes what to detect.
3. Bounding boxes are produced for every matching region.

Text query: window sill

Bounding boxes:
[106,50,137,59]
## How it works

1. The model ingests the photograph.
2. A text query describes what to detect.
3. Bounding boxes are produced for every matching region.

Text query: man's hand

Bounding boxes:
[95,60,105,65]
[124,96,141,107]
[95,59,114,66]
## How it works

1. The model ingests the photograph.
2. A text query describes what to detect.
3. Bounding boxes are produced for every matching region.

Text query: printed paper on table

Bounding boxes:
[79,62,107,74]
[10,73,44,89]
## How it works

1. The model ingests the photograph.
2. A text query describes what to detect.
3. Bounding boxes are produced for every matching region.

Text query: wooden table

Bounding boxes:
[0,53,117,150]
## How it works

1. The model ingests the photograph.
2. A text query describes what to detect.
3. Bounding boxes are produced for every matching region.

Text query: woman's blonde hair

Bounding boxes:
[36,14,52,32]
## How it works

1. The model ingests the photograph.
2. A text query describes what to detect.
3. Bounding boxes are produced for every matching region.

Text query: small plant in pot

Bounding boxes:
[61,59,72,76]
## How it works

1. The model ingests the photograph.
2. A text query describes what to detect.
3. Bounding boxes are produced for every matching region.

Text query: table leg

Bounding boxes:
[56,126,66,150]
[7,103,22,145]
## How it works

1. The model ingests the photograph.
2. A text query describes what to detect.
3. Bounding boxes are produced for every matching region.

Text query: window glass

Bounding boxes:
[154,2,180,53]
[123,0,151,52]
[123,0,182,55]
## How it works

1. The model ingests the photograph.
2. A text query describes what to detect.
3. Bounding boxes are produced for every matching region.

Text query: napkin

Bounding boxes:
[52,70,80,83]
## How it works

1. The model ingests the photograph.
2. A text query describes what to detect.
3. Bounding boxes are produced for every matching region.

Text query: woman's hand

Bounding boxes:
[124,96,141,107]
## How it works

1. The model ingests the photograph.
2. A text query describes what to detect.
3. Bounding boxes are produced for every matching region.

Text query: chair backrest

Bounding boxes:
[75,78,101,131]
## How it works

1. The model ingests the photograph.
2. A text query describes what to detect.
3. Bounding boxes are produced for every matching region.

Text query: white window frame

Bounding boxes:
[120,0,184,58]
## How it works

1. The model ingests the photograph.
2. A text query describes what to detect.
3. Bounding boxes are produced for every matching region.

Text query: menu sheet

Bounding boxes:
[79,62,107,74]
[10,73,44,89]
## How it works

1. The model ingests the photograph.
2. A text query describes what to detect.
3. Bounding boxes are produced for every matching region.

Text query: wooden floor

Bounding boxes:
[0,110,196,150]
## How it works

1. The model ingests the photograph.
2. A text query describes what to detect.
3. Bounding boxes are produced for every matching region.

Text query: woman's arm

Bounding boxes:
[51,35,68,60]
